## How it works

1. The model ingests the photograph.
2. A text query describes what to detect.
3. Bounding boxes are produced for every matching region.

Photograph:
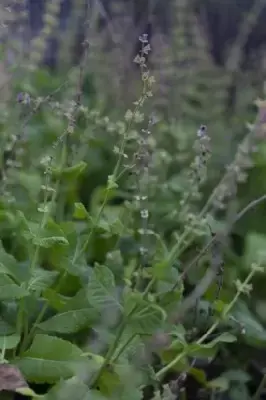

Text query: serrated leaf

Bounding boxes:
[33,236,69,248]
[43,377,107,400]
[87,265,122,312]
[0,274,29,300]
[38,308,98,334]
[0,334,20,349]
[14,334,88,383]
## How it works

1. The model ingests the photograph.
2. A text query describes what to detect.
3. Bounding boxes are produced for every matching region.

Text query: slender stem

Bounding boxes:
[111,333,137,364]
[253,374,266,400]
[90,320,127,387]
[156,267,257,381]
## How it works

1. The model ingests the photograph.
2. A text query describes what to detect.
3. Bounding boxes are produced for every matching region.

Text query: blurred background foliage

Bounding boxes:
[1,0,266,398]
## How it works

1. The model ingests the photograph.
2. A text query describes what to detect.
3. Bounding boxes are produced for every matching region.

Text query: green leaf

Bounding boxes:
[43,289,68,311]
[38,308,98,334]
[190,368,208,385]
[125,293,166,334]
[186,333,236,359]
[208,376,229,391]
[28,269,59,292]
[0,274,29,300]
[232,301,266,346]
[244,232,266,266]
[52,161,87,180]
[0,318,16,335]
[0,241,26,283]
[204,332,237,347]
[16,387,42,398]
[21,218,69,249]
[109,362,144,400]
[0,334,20,349]
[33,236,69,248]
[43,377,107,400]
[87,265,122,312]
[73,203,90,220]
[222,369,251,383]
[14,334,88,383]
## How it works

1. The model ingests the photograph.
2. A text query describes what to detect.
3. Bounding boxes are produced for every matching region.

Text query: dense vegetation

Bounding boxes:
[0,1,266,400]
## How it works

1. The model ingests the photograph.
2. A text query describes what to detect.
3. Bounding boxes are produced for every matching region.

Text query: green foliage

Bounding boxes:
[0,4,266,399]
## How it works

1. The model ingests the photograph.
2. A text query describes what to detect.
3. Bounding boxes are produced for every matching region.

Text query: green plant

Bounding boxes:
[1,6,266,400]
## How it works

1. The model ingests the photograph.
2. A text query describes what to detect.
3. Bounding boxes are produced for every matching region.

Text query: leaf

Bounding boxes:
[52,161,87,180]
[87,265,122,312]
[0,364,28,392]
[222,369,251,383]
[190,368,208,385]
[0,334,20,349]
[21,217,69,249]
[204,332,237,347]
[109,362,145,400]
[33,236,69,248]
[208,376,229,391]
[186,333,236,359]
[0,318,16,335]
[244,232,266,266]
[14,334,88,383]
[43,289,68,311]
[43,377,107,400]
[38,308,99,334]
[16,386,42,397]
[73,203,90,220]
[232,301,266,346]
[125,293,166,334]
[28,269,59,292]
[0,274,29,300]
[0,241,26,283]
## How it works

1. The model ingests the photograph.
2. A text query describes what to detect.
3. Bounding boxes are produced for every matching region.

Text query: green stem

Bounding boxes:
[20,140,68,353]
[156,268,256,381]
[90,320,127,387]
[111,333,137,364]
[253,374,266,400]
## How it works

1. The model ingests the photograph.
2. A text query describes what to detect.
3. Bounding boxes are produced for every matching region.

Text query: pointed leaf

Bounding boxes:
[14,334,87,383]
[52,161,87,180]
[73,203,90,220]
[38,308,99,334]
[87,265,122,312]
